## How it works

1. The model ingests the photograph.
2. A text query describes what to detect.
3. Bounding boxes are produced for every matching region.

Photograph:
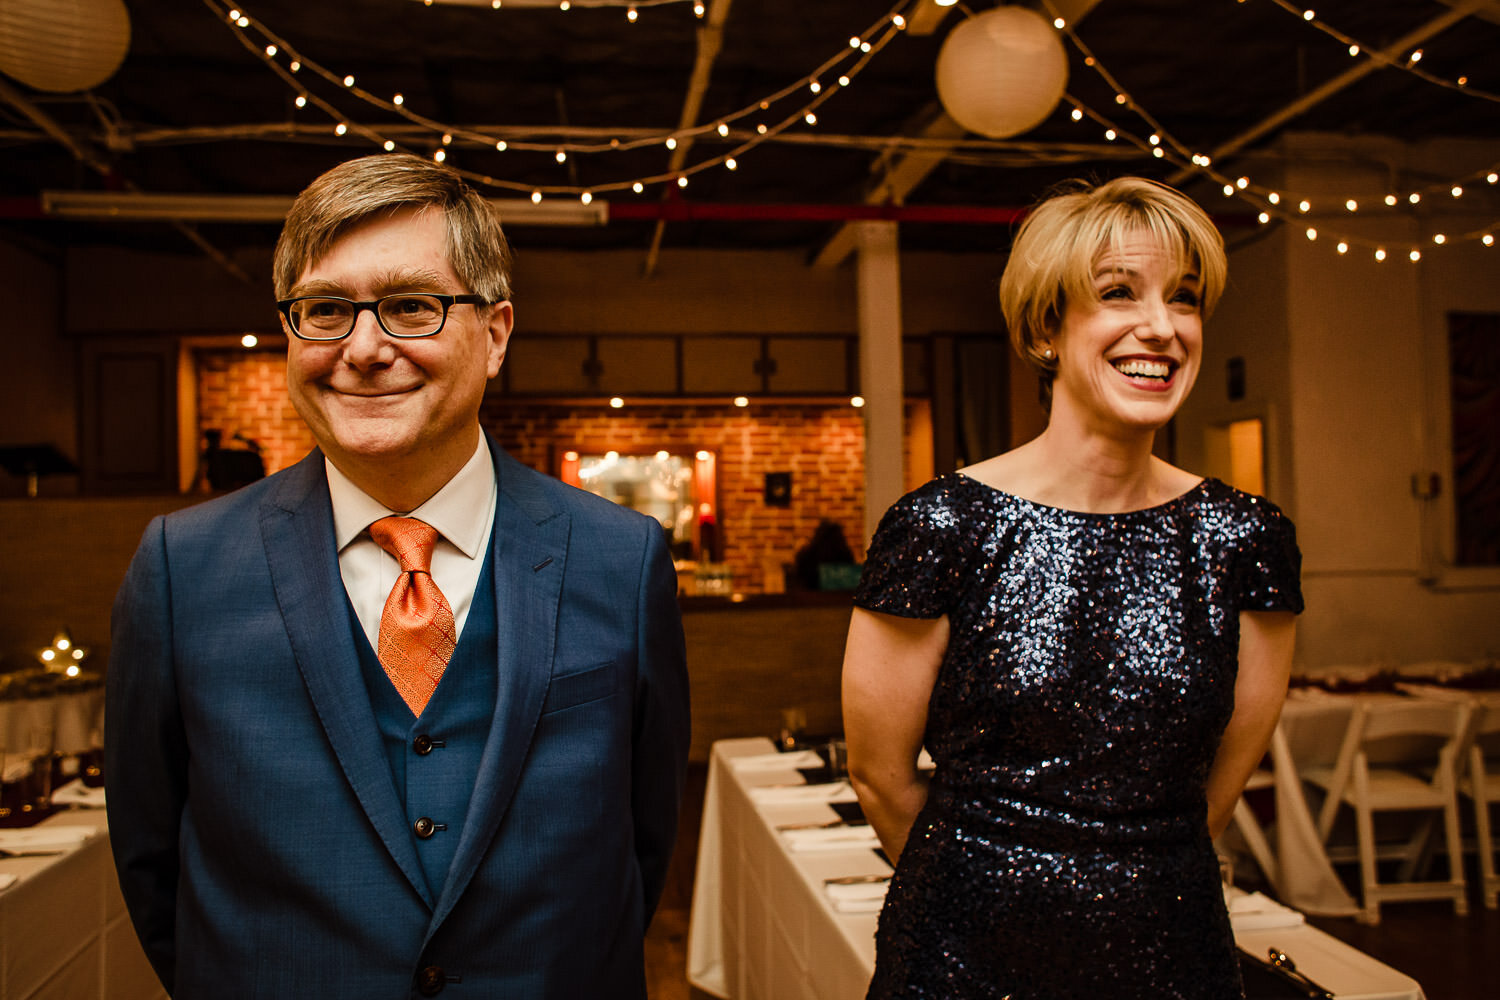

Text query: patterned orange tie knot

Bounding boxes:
[368,516,456,715]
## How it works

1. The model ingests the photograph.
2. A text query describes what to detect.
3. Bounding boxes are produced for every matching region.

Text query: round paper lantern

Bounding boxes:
[935,6,1068,139]
[0,0,131,94]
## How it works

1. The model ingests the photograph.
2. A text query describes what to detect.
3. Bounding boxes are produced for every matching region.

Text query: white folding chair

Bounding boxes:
[1458,696,1500,909]
[1302,695,1472,924]
[1222,767,1279,889]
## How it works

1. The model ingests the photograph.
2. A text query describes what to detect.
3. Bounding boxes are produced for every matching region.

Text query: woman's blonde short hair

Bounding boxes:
[273,153,513,303]
[999,176,1226,381]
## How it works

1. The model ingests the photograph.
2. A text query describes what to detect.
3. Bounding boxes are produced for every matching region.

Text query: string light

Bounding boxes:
[626,6,637,23]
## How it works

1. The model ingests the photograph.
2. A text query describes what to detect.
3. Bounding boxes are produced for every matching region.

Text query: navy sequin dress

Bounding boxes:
[854,474,1303,1000]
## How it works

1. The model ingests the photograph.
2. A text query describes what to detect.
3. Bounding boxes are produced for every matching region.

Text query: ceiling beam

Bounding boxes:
[0,77,250,282]
[811,0,1103,269]
[1169,0,1490,184]
[643,0,733,276]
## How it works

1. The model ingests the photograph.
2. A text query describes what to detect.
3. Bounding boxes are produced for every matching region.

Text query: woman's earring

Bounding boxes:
[1042,346,1055,360]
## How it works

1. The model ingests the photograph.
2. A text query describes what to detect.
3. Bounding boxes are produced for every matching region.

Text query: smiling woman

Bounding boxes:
[841,176,1303,999]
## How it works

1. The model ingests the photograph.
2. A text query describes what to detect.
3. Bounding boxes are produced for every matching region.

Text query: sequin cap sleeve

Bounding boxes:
[854,477,972,619]
[1231,492,1305,614]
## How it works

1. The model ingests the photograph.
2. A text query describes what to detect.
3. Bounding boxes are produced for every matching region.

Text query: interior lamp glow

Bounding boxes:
[935,7,1068,139]
[0,0,131,93]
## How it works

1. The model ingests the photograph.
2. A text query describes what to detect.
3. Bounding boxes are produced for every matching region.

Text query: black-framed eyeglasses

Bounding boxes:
[276,293,487,341]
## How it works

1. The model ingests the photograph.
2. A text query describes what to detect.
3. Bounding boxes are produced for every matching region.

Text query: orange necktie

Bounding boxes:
[368,516,456,715]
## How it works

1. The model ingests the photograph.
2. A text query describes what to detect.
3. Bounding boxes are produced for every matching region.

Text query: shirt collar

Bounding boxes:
[327,436,496,558]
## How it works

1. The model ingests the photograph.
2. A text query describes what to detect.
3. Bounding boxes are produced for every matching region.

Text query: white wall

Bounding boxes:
[1178,133,1500,669]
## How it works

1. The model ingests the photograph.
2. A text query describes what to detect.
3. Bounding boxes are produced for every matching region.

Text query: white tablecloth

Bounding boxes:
[0,806,163,1000]
[688,737,1424,1000]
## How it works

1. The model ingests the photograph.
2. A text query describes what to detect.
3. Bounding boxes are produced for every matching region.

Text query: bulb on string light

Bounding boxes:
[1336,242,1348,254]
[1345,199,1357,211]
[1257,212,1270,224]
[1152,147,1163,158]
[1488,173,1498,184]
[849,36,861,49]
[1071,107,1083,121]
[1114,93,1127,105]
[1451,186,1463,198]
[632,182,644,193]
[560,0,569,8]
[1268,192,1280,205]
[531,190,542,204]
[893,14,906,29]
[1235,176,1248,189]
[1483,234,1495,246]
[1458,76,1469,86]
[1303,9,1315,21]
[810,81,821,94]
[289,61,301,72]
[295,95,307,108]
[383,140,395,151]
[393,93,404,105]
[1409,192,1421,204]
[1149,134,1160,146]
[756,124,767,134]
[343,75,355,87]
[1104,129,1116,141]
[237,16,250,28]
[804,112,817,125]
[1384,194,1397,206]
[1222,184,1234,197]
[627,6,637,23]
[1408,48,1423,63]
[335,123,348,136]
[1298,200,1311,213]
[228,8,241,18]
[694,2,705,17]
[717,122,729,136]
[861,41,871,52]
[1305,227,1317,241]
[265,45,277,57]
[495,140,507,151]
[439,133,451,146]
[433,149,445,162]
[677,176,688,188]
[1409,249,1421,261]
[1375,248,1387,261]
[665,137,677,150]
[555,149,566,163]
[838,75,850,87]
[1433,233,1447,244]
[581,191,592,205]
[1348,44,1359,56]
[1054,17,1065,28]
[725,157,737,170]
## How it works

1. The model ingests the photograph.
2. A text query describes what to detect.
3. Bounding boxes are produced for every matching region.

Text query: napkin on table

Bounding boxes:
[749,781,858,805]
[825,879,889,913]
[728,750,824,771]
[0,826,95,856]
[1226,890,1306,931]
[782,825,880,852]
[52,780,106,809]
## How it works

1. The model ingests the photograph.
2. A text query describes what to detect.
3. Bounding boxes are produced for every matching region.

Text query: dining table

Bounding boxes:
[688,736,1426,1000]
[0,784,163,1000]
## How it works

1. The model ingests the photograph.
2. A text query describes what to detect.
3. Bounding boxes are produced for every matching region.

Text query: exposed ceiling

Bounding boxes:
[3,0,1500,273]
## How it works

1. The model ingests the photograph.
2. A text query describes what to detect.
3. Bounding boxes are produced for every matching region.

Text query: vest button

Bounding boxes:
[414,816,436,839]
[413,734,434,755]
[416,965,446,996]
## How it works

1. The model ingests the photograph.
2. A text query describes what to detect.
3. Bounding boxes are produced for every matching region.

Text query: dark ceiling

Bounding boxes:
[3,0,1499,266]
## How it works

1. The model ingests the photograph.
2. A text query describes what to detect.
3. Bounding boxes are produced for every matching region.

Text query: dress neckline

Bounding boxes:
[951,471,1215,519]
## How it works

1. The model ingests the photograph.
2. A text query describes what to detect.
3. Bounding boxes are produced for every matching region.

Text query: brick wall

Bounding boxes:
[482,400,868,593]
[195,350,316,481]
[192,350,881,594]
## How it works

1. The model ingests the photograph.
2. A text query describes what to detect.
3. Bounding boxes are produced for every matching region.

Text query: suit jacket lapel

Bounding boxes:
[430,440,568,929]
[259,451,433,906]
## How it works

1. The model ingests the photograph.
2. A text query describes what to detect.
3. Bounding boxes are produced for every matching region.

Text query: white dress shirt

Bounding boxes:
[327,437,498,652]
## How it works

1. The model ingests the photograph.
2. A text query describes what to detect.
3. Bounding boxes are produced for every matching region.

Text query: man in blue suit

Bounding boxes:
[105,153,691,998]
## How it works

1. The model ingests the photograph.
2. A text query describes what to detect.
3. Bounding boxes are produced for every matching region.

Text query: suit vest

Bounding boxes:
[352,544,499,899]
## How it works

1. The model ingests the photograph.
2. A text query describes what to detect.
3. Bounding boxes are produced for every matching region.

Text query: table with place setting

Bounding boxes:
[688,736,1426,1000]
[0,780,164,1000]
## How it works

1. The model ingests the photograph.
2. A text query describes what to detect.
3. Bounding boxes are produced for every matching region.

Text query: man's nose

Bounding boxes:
[341,307,393,367]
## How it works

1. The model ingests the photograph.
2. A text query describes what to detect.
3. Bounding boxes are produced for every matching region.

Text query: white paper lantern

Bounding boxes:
[935,6,1068,139]
[0,0,131,94]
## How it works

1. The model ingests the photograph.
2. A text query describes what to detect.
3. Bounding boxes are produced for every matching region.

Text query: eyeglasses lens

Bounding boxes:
[289,295,447,339]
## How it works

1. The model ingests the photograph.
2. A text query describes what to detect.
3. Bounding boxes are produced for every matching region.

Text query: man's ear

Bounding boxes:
[485,300,514,378]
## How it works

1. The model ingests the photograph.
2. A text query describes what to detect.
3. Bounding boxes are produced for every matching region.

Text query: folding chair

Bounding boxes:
[1302,695,1472,924]
[1458,696,1500,909]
